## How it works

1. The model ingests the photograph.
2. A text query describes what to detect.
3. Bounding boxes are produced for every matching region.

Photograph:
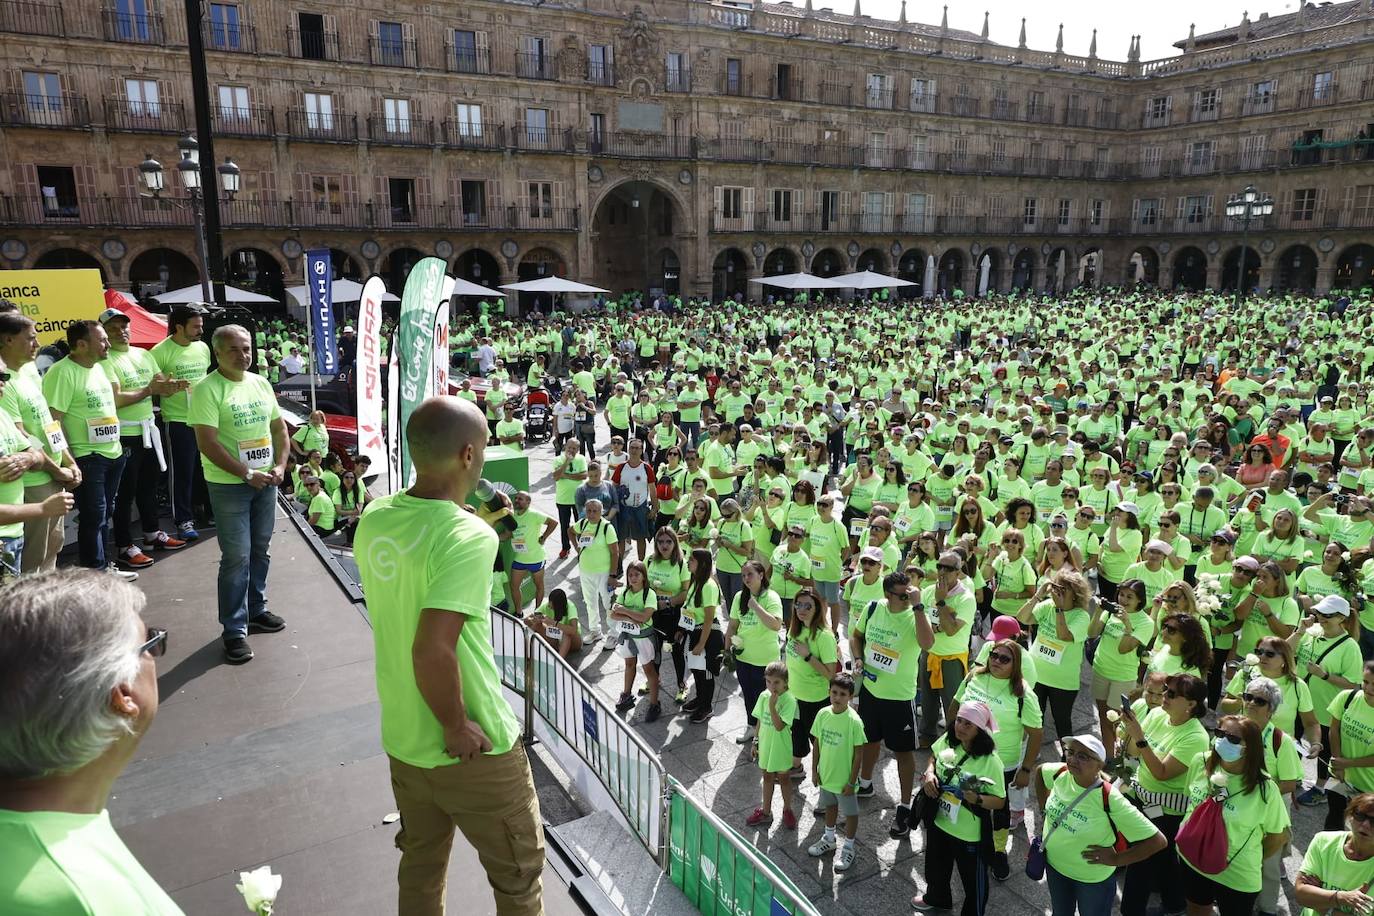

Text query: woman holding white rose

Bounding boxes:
[1291,595,1364,809]
[1220,636,1317,739]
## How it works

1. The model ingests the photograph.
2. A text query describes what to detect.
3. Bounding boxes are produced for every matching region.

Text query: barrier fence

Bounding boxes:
[487,608,818,916]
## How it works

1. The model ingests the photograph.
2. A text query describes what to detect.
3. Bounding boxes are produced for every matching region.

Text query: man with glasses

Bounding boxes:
[0,569,181,913]
[916,553,977,750]
[770,524,813,621]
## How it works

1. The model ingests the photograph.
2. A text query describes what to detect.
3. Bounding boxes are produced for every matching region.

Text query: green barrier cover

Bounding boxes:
[668,787,810,916]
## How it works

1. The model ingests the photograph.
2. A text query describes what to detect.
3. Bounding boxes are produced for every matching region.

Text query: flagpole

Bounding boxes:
[306,297,317,413]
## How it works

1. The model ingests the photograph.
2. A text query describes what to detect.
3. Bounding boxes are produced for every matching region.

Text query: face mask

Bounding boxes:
[1214,735,1244,763]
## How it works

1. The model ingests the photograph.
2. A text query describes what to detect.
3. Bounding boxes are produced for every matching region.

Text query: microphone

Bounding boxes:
[474,478,517,534]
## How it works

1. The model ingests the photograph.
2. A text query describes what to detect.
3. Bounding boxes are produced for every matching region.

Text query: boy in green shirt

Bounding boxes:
[807,672,865,872]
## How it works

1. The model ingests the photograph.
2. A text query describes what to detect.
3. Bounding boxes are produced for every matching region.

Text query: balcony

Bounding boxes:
[1024,104,1055,125]
[818,82,850,106]
[665,68,692,93]
[813,143,858,168]
[288,28,338,61]
[0,195,194,228]
[371,37,417,68]
[1190,104,1219,123]
[767,141,814,165]
[706,137,762,162]
[511,125,573,152]
[908,93,937,114]
[988,99,1019,121]
[1141,109,1172,128]
[1297,84,1340,108]
[101,8,163,43]
[0,92,91,129]
[588,60,615,86]
[506,206,579,230]
[721,72,749,96]
[440,120,504,149]
[102,98,187,133]
[286,108,358,142]
[0,0,64,36]
[516,52,557,80]
[1062,107,1089,127]
[211,104,275,138]
[367,115,434,146]
[447,44,491,74]
[770,76,802,101]
[1240,94,1275,116]
[204,20,256,52]
[943,95,980,117]
[864,88,894,110]
[587,131,693,159]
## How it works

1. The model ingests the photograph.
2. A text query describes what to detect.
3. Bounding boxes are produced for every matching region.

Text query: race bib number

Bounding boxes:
[43,419,67,451]
[618,619,640,635]
[938,791,962,825]
[1035,637,1066,666]
[545,625,563,641]
[237,436,272,470]
[894,516,912,533]
[680,617,699,633]
[850,519,868,537]
[810,555,825,571]
[86,417,119,444]
[512,537,528,553]
[866,643,900,674]
[578,534,593,548]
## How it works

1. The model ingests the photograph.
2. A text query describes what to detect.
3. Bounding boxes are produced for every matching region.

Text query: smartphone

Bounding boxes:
[1247,492,1264,512]
[1120,694,1132,714]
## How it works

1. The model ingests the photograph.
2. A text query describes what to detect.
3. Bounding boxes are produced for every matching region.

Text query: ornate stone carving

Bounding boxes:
[558,35,585,80]
[617,6,662,82]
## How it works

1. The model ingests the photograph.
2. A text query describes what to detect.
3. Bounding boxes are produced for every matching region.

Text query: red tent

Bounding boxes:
[103,289,168,350]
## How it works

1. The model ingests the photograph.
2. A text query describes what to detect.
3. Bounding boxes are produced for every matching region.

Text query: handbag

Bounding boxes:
[1176,780,1262,875]
[1027,776,1103,881]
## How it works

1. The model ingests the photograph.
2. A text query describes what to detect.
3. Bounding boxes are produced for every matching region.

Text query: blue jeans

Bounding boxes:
[166,421,199,525]
[207,482,276,640]
[75,452,128,569]
[0,534,24,579]
[1046,862,1117,916]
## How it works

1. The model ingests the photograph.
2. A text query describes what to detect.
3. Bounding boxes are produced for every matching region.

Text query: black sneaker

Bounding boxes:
[889,803,912,839]
[223,637,253,665]
[681,698,700,714]
[615,692,635,712]
[248,611,286,634]
[690,707,713,724]
[645,703,662,723]
[991,852,1011,882]
[855,782,876,798]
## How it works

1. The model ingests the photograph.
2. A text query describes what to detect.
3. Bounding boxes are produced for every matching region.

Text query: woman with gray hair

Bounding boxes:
[1240,674,1305,916]
[0,569,181,913]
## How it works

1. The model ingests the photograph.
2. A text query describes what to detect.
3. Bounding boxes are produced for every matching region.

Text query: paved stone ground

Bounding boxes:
[511,413,1321,916]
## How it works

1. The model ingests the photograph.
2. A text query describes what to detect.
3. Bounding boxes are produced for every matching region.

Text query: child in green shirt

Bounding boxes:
[746,662,799,831]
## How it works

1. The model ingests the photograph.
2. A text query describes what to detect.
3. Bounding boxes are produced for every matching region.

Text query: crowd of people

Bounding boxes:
[490,288,1374,915]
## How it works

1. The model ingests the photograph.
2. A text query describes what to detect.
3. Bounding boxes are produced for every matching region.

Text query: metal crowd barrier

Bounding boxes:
[487,608,820,916]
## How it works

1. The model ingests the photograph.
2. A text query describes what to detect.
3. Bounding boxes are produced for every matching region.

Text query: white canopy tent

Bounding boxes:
[284,278,400,305]
[451,278,506,297]
[828,270,917,290]
[749,272,846,290]
[152,284,277,305]
[498,277,608,294]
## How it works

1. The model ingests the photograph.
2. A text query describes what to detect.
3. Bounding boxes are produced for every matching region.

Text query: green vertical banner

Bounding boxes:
[396,256,447,487]
[668,785,812,916]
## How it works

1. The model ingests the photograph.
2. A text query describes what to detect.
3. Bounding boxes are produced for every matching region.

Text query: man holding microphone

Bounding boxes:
[355,396,544,916]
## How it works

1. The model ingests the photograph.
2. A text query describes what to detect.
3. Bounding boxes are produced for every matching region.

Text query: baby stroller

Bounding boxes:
[525,389,552,443]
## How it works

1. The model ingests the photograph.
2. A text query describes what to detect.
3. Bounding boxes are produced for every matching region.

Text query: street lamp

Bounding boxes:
[137,134,239,304]
[1224,183,1274,308]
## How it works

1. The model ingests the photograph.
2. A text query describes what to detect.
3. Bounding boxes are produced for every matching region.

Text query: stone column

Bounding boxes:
[1315,266,1335,296]
[1205,259,1222,291]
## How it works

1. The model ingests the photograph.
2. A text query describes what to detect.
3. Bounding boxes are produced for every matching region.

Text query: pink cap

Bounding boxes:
[990,615,1022,641]
[957,700,999,735]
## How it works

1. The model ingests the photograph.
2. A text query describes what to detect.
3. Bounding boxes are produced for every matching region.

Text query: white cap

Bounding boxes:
[1066,734,1107,762]
[1314,595,1352,618]
[1117,501,1140,516]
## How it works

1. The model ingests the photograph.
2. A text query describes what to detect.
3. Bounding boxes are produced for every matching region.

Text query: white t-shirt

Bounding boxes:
[476,344,497,373]
[618,460,651,507]
[553,401,577,433]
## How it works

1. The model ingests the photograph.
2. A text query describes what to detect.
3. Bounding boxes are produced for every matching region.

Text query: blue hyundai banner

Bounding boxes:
[305,248,336,375]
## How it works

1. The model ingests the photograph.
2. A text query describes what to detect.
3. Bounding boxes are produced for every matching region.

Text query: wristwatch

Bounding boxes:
[804,652,814,662]
[1018,765,1032,774]
[1135,739,1148,749]
[242,469,254,483]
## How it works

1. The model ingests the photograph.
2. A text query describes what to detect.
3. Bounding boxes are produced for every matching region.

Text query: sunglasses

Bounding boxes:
[1255,648,1280,659]
[0,370,10,382]
[1065,748,1099,764]
[138,626,168,658]
[788,531,805,538]
[937,564,960,572]
[1164,688,1180,699]
[860,559,878,566]
[1077,511,1094,519]
[988,651,1014,665]
[1352,811,1374,825]
[1241,692,1269,707]
[1161,623,1179,634]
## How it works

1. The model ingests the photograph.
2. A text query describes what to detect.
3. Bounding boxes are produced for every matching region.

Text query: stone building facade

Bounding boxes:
[2,0,1374,303]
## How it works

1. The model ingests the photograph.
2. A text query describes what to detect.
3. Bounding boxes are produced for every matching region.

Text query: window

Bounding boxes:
[910,77,935,113]
[126,78,159,117]
[866,73,890,108]
[1293,188,1318,221]
[382,98,410,133]
[774,63,794,100]
[22,71,61,112]
[1353,184,1374,221]
[218,85,249,122]
[297,13,330,60]
[209,3,241,49]
[453,29,487,73]
[1090,199,1104,226]
[952,136,968,161]
[772,188,792,222]
[1188,140,1214,173]
[1023,197,1038,227]
[589,112,605,145]
[525,107,549,147]
[1027,90,1045,118]
[862,191,887,231]
[990,138,1006,163]
[113,0,153,41]
[37,165,78,218]
[1193,88,1218,120]
[991,85,1009,117]
[908,133,929,168]
[1094,146,1109,174]
[1184,195,1208,223]
[528,181,553,219]
[460,179,487,225]
[946,193,966,217]
[1057,199,1072,226]
[1146,95,1170,125]
[454,103,482,137]
[1136,198,1159,225]
[987,195,1006,220]
[519,36,548,79]
[1141,145,1163,177]
[725,58,742,94]
[310,175,342,215]
[666,52,688,92]
[721,186,744,219]
[378,21,405,65]
[866,131,886,168]
[820,190,839,231]
[1240,134,1267,169]
[388,177,415,222]
[1313,71,1334,100]
[589,44,613,85]
[904,192,928,232]
[304,92,333,130]
[1027,141,1044,166]
[1252,79,1276,103]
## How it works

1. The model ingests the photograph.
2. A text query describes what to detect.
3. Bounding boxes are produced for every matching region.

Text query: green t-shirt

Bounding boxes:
[0,413,32,538]
[1295,633,1363,726]
[0,808,185,915]
[805,516,848,583]
[956,672,1043,769]
[752,690,798,773]
[554,455,588,506]
[511,508,551,564]
[1297,830,1374,916]
[714,518,752,574]
[784,627,839,703]
[185,371,281,485]
[929,734,1007,842]
[1092,610,1154,682]
[307,490,336,529]
[149,337,211,422]
[40,357,121,459]
[646,557,686,601]
[573,518,616,574]
[990,553,1036,616]
[1038,765,1160,885]
[729,588,783,665]
[494,418,525,452]
[809,705,866,793]
[1330,689,1374,793]
[1029,600,1090,691]
[770,544,811,599]
[681,578,721,628]
[1179,755,1289,893]
[1,363,64,487]
[853,598,921,701]
[1098,527,1143,583]
[1134,707,1210,812]
[611,586,658,639]
[354,491,521,767]
[291,423,329,457]
[605,394,632,428]
[1236,594,1300,657]
[100,346,157,424]
[920,582,977,656]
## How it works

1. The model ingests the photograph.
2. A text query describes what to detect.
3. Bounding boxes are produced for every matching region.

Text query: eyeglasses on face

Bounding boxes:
[138,626,168,658]
[988,651,1013,665]
[937,564,960,572]
[1065,748,1099,764]
[1241,692,1270,707]
[1255,648,1281,659]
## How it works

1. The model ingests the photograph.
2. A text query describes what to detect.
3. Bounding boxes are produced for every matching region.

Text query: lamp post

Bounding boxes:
[1224,184,1274,309]
[138,135,239,304]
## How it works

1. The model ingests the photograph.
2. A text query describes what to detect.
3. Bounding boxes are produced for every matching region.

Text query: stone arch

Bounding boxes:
[937,248,965,294]
[1129,246,1160,286]
[380,246,425,293]
[810,248,846,278]
[1220,245,1260,293]
[763,247,798,276]
[127,246,199,299]
[1076,247,1103,289]
[973,248,1001,295]
[454,247,501,285]
[1275,244,1318,293]
[657,247,681,296]
[516,246,571,313]
[1011,248,1036,291]
[712,247,749,300]
[897,247,928,297]
[1333,243,1374,291]
[1170,247,1208,291]
[31,246,108,283]
[590,178,684,293]
[1045,247,1071,294]
[855,247,888,274]
[226,247,285,303]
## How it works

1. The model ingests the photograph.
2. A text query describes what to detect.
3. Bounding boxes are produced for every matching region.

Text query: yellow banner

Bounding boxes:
[0,269,106,344]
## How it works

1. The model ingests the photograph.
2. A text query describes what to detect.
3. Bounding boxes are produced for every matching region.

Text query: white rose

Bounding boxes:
[1208,770,1229,788]
[938,748,957,766]
[1106,710,1121,723]
[236,866,282,914]
[1244,653,1260,667]
[1307,624,1325,639]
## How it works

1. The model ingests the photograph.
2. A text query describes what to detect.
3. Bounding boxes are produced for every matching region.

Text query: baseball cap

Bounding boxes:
[1117,501,1140,516]
[1211,529,1237,546]
[860,546,884,563]
[97,307,129,324]
[956,700,999,735]
[1066,734,1107,762]
[1233,556,1261,572]
[1314,595,1352,618]
[990,615,1022,641]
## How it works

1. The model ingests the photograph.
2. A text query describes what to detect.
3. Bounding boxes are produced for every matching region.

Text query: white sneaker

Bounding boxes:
[807,835,837,857]
[835,843,857,872]
[586,631,602,644]
[106,564,139,582]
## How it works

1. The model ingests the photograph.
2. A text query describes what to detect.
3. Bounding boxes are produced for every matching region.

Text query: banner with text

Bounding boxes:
[355,276,387,470]
[396,257,446,487]
[305,249,336,375]
[0,269,105,344]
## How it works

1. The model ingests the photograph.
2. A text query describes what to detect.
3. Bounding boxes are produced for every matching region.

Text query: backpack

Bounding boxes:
[1050,766,1128,853]
[1176,774,1267,874]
